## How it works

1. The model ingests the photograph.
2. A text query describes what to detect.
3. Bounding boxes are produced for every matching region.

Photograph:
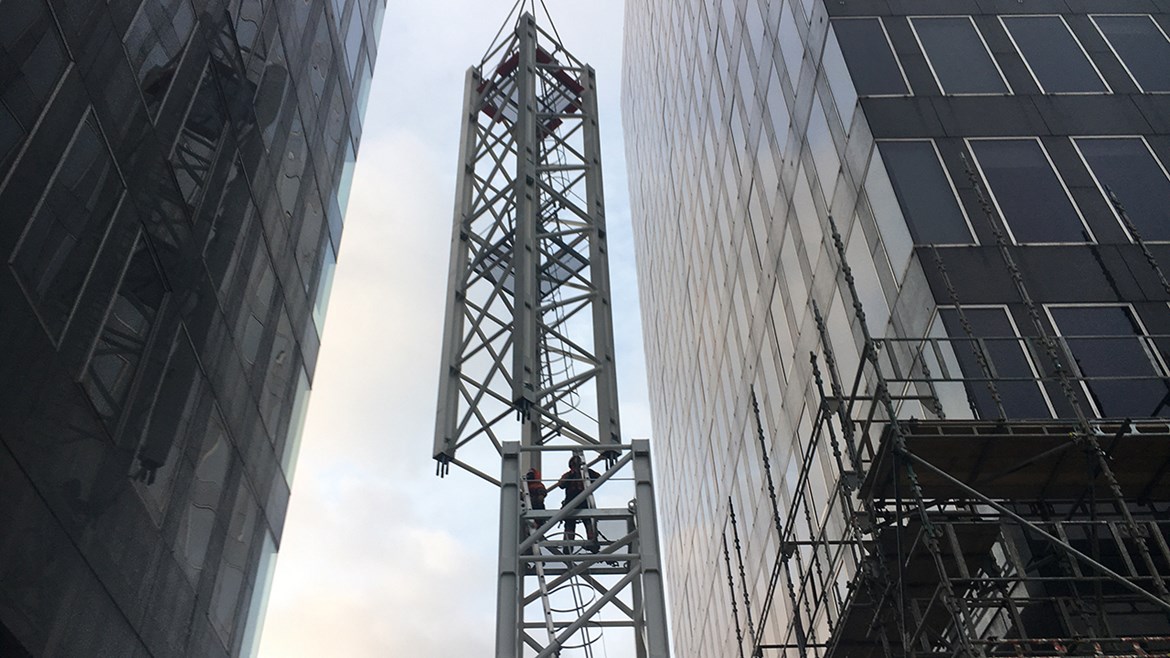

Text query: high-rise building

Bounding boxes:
[624,0,1170,655]
[0,0,382,655]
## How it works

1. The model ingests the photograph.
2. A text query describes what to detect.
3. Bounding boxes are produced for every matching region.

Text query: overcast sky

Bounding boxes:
[256,2,649,655]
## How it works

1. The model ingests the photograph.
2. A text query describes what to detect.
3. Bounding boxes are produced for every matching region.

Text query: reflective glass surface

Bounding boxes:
[1003,16,1105,93]
[1048,306,1170,418]
[878,140,971,244]
[1076,138,1170,241]
[832,19,907,96]
[970,139,1086,243]
[912,17,1008,94]
[0,0,385,654]
[1094,15,1170,92]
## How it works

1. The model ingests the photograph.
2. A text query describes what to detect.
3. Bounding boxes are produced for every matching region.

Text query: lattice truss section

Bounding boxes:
[434,13,620,482]
[499,442,669,658]
[432,12,670,658]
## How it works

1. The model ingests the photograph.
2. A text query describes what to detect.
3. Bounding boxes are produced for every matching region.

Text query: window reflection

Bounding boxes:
[177,408,232,582]
[281,368,311,479]
[911,17,1009,95]
[968,139,1088,244]
[938,307,1052,419]
[312,239,337,332]
[14,113,125,338]
[239,531,278,658]
[877,140,973,244]
[1001,16,1106,94]
[131,331,201,520]
[344,2,364,76]
[82,235,167,427]
[124,0,196,115]
[1047,305,1170,418]
[1075,137,1170,241]
[209,481,258,644]
[1093,15,1170,93]
[0,0,68,168]
[831,18,908,96]
[260,310,294,437]
[172,65,228,215]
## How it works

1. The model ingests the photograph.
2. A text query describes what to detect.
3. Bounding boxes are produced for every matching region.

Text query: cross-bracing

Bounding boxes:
[433,11,670,658]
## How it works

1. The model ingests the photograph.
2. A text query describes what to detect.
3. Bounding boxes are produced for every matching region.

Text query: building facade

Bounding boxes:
[623,0,1170,655]
[0,0,382,655]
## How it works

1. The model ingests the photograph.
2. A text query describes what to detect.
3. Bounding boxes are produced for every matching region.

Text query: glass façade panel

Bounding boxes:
[831,19,907,96]
[0,0,69,170]
[81,234,168,428]
[124,0,196,115]
[911,17,1008,94]
[877,140,972,244]
[1002,16,1106,93]
[1048,305,1170,418]
[1093,15,1170,93]
[13,113,125,337]
[969,139,1087,243]
[1075,138,1170,241]
[939,307,1052,419]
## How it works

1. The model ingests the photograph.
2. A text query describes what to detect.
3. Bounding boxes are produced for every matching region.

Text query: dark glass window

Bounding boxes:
[832,19,907,96]
[1076,138,1170,242]
[82,236,167,426]
[1002,16,1106,93]
[0,102,22,172]
[308,10,332,105]
[970,139,1087,243]
[940,307,1052,419]
[0,0,68,168]
[911,17,1008,94]
[210,481,258,644]
[295,183,325,291]
[228,0,265,58]
[254,28,290,150]
[14,114,125,337]
[133,331,200,517]
[1048,306,1170,418]
[172,64,227,216]
[877,141,972,244]
[176,402,231,582]
[124,0,196,115]
[1093,15,1170,93]
[260,310,295,437]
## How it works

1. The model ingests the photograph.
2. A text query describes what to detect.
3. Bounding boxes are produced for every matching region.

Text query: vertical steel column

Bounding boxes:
[497,442,522,656]
[582,65,622,447]
[512,15,541,436]
[433,68,481,466]
[633,439,670,657]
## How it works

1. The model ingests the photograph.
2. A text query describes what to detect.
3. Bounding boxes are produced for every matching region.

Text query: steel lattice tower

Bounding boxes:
[433,11,670,658]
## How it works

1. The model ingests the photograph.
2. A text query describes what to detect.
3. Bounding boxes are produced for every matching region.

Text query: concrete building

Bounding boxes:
[623,0,1170,655]
[0,0,382,655]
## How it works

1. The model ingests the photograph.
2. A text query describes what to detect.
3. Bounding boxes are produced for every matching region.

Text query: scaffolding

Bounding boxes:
[730,184,1170,656]
[433,7,669,657]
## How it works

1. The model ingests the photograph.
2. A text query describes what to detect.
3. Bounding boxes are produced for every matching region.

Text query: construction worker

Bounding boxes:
[547,453,600,551]
[524,467,547,510]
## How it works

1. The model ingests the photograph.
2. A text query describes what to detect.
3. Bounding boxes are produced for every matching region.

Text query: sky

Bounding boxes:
[256,2,651,655]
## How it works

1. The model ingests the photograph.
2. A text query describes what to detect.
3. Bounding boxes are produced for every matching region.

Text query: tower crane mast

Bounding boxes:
[433,7,671,657]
